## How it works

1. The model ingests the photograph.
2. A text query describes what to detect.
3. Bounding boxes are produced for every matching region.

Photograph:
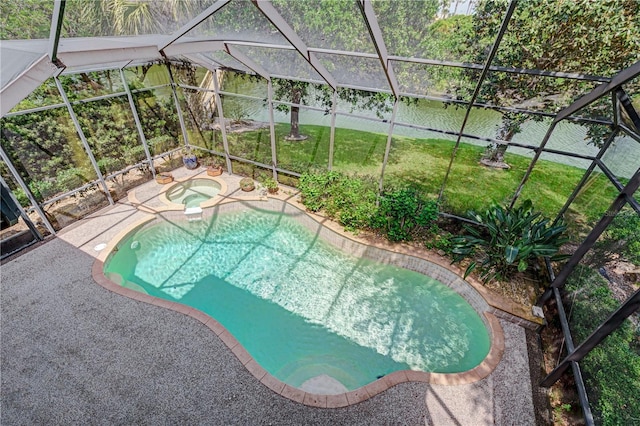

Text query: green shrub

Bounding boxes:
[55,167,87,193]
[565,266,640,425]
[9,187,29,208]
[28,180,54,201]
[451,199,568,282]
[298,171,377,232]
[426,230,456,256]
[299,171,335,212]
[370,188,438,242]
[148,135,177,155]
[326,174,377,232]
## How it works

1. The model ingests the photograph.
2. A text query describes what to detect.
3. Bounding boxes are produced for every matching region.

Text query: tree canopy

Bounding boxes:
[450,0,640,166]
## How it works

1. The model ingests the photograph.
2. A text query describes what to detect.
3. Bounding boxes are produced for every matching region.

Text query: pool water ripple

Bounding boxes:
[105,208,490,390]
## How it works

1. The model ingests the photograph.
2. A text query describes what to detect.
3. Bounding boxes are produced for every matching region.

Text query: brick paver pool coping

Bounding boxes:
[92,177,511,407]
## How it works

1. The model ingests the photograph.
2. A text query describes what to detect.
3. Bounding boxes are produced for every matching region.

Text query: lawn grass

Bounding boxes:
[218,123,619,233]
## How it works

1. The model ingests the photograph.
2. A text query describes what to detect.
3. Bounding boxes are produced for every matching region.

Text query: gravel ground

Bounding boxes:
[1,185,538,425]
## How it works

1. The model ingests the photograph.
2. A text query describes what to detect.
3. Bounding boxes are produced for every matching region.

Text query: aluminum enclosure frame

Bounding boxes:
[1,2,639,424]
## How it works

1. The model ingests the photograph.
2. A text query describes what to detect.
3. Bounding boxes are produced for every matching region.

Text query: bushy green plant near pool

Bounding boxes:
[370,188,438,242]
[298,171,377,232]
[298,171,337,212]
[299,171,440,241]
[565,266,640,426]
[227,124,618,236]
[451,200,568,282]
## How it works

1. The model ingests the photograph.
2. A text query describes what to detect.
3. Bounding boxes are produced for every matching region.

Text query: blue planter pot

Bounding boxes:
[183,155,198,169]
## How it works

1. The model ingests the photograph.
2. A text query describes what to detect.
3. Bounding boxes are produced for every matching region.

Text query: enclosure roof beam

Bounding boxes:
[251,0,337,90]
[163,40,226,57]
[214,38,613,83]
[181,53,228,75]
[389,56,611,83]
[159,0,232,52]
[554,60,640,123]
[358,0,399,97]
[57,46,162,69]
[182,53,221,75]
[224,44,271,80]
[48,0,65,64]
[0,54,59,117]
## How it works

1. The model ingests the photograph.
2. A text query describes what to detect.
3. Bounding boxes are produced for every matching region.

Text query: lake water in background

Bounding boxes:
[222,76,638,179]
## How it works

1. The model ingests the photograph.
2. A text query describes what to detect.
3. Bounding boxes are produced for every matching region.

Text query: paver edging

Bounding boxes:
[92,179,504,408]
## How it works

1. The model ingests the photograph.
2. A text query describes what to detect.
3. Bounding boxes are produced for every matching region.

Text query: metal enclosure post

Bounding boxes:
[379,98,400,193]
[328,90,337,170]
[211,70,232,173]
[165,63,190,148]
[554,130,618,224]
[54,76,114,205]
[0,175,43,241]
[48,0,65,64]
[538,168,640,305]
[120,68,156,178]
[542,289,640,387]
[267,79,278,180]
[543,259,595,424]
[438,0,518,202]
[0,146,55,235]
[509,121,559,207]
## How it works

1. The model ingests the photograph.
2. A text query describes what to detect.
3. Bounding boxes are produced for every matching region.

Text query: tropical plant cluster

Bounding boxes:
[564,266,640,426]
[451,200,568,282]
[298,171,571,285]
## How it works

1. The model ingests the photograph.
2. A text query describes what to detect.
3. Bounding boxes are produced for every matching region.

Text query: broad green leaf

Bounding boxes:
[463,262,477,279]
[505,245,519,264]
[517,259,528,272]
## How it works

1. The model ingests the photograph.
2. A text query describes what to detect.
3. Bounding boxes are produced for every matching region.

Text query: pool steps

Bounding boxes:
[184,207,203,221]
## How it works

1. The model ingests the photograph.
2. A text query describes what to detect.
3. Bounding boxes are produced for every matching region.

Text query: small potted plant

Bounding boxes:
[239,177,255,192]
[205,157,224,176]
[155,172,173,184]
[182,146,198,170]
[263,177,279,194]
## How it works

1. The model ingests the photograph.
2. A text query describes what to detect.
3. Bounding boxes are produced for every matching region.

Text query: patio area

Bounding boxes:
[1,168,544,425]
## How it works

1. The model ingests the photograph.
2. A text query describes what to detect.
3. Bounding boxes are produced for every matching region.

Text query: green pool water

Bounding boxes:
[104,207,490,391]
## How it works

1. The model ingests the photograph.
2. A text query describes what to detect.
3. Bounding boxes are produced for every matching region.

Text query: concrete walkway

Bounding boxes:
[1,172,538,425]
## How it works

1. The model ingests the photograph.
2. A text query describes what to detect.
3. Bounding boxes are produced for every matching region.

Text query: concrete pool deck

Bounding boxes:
[1,168,543,425]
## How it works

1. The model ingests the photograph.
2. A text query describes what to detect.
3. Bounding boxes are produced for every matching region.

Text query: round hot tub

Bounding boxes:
[165,178,221,208]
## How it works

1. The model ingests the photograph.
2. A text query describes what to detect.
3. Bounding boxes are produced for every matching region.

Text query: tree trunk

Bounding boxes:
[488,143,509,163]
[286,86,306,141]
[289,105,300,139]
[481,117,517,169]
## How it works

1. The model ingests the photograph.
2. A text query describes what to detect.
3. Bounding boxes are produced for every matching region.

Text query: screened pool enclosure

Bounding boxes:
[1,1,639,424]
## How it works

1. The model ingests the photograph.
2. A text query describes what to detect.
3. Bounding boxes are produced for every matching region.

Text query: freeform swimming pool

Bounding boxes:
[103,201,492,393]
[165,178,221,208]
